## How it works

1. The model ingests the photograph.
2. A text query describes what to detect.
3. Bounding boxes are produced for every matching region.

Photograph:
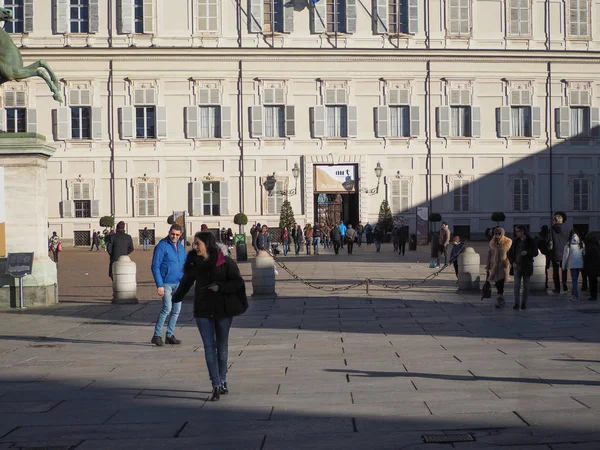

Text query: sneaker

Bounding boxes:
[151,335,164,347]
[513,304,519,310]
[165,335,182,345]
[209,386,220,402]
[220,382,229,395]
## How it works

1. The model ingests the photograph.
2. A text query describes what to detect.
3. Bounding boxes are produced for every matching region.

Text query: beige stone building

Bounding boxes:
[1,0,599,244]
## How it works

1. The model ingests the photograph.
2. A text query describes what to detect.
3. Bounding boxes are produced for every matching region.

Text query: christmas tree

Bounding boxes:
[377,200,393,232]
[279,200,296,230]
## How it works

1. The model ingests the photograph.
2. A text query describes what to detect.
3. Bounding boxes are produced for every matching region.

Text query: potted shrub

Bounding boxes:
[233,212,248,234]
[233,212,248,262]
[491,212,505,227]
[99,215,114,229]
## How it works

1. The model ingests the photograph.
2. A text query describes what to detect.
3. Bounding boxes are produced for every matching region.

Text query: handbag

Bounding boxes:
[481,281,492,300]
[224,286,248,317]
[57,242,63,252]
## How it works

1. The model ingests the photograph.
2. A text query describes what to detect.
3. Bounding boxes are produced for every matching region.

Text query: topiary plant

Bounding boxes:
[491,212,505,226]
[99,215,114,228]
[233,212,248,234]
[167,214,174,225]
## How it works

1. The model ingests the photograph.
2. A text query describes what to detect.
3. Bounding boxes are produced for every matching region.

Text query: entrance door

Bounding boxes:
[314,193,360,227]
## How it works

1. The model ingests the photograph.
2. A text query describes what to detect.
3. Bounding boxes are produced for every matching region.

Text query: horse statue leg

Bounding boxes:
[16,61,63,103]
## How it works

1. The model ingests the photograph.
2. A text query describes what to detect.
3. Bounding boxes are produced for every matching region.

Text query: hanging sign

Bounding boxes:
[314,165,356,193]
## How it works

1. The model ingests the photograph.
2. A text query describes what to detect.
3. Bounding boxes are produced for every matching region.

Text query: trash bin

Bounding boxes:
[235,234,247,261]
[409,234,417,251]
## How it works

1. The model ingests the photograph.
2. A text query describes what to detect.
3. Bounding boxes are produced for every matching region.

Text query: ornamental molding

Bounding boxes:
[566,80,592,91]
[446,170,474,186]
[382,79,412,90]
[568,171,594,185]
[508,169,535,186]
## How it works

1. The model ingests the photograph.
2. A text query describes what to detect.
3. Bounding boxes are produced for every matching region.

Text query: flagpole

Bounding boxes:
[271,0,275,48]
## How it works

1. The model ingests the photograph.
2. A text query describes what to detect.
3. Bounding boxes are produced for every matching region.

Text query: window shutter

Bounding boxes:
[119,106,135,139]
[569,90,580,105]
[264,88,284,105]
[249,0,263,33]
[143,0,154,33]
[513,179,522,211]
[408,0,419,33]
[401,179,410,211]
[81,182,91,200]
[189,182,203,216]
[72,182,82,200]
[531,106,541,138]
[347,105,358,137]
[250,105,263,138]
[89,0,99,33]
[375,105,389,137]
[511,90,521,105]
[285,105,295,137]
[283,1,294,32]
[389,88,409,105]
[156,106,167,139]
[522,179,530,211]
[219,181,229,216]
[374,0,388,34]
[325,89,336,105]
[24,0,34,33]
[91,107,103,140]
[470,106,480,138]
[117,0,134,34]
[410,105,420,137]
[390,180,401,213]
[198,88,211,105]
[0,109,5,132]
[53,108,71,140]
[26,109,36,133]
[449,89,461,105]
[266,184,277,214]
[520,90,531,106]
[54,0,69,34]
[449,0,459,34]
[437,106,451,138]
[311,105,326,138]
[4,91,26,108]
[91,200,100,218]
[591,107,600,137]
[61,200,75,218]
[221,106,232,138]
[134,89,145,105]
[79,89,92,106]
[346,0,357,33]
[557,106,571,138]
[336,89,347,105]
[498,106,511,137]
[185,105,199,138]
[312,0,326,33]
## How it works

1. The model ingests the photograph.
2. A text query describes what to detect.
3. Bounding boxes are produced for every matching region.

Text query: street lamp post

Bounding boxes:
[361,162,383,195]
[264,162,301,196]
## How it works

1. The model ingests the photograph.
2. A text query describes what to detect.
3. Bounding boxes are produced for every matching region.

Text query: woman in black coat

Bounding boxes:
[173,231,245,401]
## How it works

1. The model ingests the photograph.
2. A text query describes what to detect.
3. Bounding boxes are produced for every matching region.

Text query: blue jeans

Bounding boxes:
[196,316,233,388]
[294,241,301,255]
[513,267,530,307]
[153,283,181,337]
[570,268,581,298]
[143,238,150,251]
[283,243,289,255]
[313,237,321,253]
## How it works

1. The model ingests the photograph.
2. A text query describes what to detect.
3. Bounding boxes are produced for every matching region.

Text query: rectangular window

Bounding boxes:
[389,0,408,34]
[448,0,470,35]
[203,182,221,216]
[326,0,346,32]
[199,106,221,138]
[4,0,24,34]
[511,106,531,137]
[134,0,144,33]
[569,0,589,37]
[573,178,589,211]
[197,0,218,32]
[453,179,469,212]
[74,200,91,218]
[135,106,156,139]
[71,107,91,139]
[509,0,530,36]
[264,106,285,137]
[70,0,90,33]
[571,107,590,137]
[390,105,410,137]
[263,0,284,32]
[6,108,26,133]
[513,178,530,212]
[326,105,347,137]
[451,106,471,137]
[137,181,156,216]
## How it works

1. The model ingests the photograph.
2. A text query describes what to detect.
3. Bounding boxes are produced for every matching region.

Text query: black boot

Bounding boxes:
[209,387,220,401]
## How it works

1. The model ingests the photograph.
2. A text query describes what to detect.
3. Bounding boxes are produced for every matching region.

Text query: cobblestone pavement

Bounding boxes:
[1,242,599,449]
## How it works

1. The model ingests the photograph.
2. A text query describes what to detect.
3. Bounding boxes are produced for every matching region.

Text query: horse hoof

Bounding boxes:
[53,93,63,103]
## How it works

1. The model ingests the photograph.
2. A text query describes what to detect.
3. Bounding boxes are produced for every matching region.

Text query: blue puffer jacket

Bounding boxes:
[151,238,187,287]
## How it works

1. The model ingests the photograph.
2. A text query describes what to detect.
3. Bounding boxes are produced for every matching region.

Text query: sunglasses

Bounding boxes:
[494,232,502,236]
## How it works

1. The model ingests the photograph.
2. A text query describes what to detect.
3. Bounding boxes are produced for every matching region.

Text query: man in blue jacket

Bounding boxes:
[151,224,187,347]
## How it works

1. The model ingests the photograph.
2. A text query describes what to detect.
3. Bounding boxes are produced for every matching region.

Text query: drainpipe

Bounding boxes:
[108,59,116,217]
[426,61,433,219]
[237,3,244,213]
[548,62,553,219]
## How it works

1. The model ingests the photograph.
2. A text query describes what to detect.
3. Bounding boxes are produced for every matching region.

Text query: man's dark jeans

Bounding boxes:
[552,261,568,291]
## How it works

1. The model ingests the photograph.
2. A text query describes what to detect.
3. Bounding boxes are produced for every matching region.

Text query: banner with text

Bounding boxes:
[314,165,356,193]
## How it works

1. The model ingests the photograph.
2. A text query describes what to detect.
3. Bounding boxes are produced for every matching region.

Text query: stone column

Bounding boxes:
[251,250,277,297]
[0,134,57,308]
[457,247,481,291]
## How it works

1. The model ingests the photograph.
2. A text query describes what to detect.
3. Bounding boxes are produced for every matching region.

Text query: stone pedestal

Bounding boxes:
[112,256,138,304]
[530,251,547,292]
[0,134,57,308]
[252,250,277,297]
[457,247,481,291]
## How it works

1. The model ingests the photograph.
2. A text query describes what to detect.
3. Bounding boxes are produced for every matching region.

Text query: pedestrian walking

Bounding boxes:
[250,224,258,256]
[256,225,271,253]
[485,227,512,308]
[392,226,400,252]
[293,224,303,256]
[449,236,465,278]
[107,221,134,279]
[173,231,246,402]
[48,231,61,264]
[90,230,100,251]
[345,224,357,255]
[282,227,290,256]
[373,225,383,252]
[437,222,451,266]
[330,225,342,254]
[562,229,585,301]
[398,226,408,256]
[365,222,373,245]
[550,212,569,293]
[584,232,600,301]
[227,228,234,249]
[304,224,313,255]
[313,223,322,255]
[322,225,331,249]
[141,227,150,251]
[338,221,347,248]
[356,221,364,247]
[150,224,187,347]
[508,225,538,310]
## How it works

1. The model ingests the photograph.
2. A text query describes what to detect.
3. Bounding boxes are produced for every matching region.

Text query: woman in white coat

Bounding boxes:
[562,230,585,301]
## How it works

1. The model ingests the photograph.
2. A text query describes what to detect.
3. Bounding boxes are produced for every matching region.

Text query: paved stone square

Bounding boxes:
[0,242,599,449]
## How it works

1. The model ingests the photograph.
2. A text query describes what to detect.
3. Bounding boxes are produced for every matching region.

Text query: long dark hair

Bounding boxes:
[194,231,219,257]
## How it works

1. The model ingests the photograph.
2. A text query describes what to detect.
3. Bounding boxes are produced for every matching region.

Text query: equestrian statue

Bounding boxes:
[0,7,62,102]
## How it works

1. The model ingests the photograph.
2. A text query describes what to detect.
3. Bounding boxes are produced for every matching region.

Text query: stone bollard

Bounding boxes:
[112,255,138,304]
[530,251,547,292]
[252,250,277,297]
[457,247,481,291]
